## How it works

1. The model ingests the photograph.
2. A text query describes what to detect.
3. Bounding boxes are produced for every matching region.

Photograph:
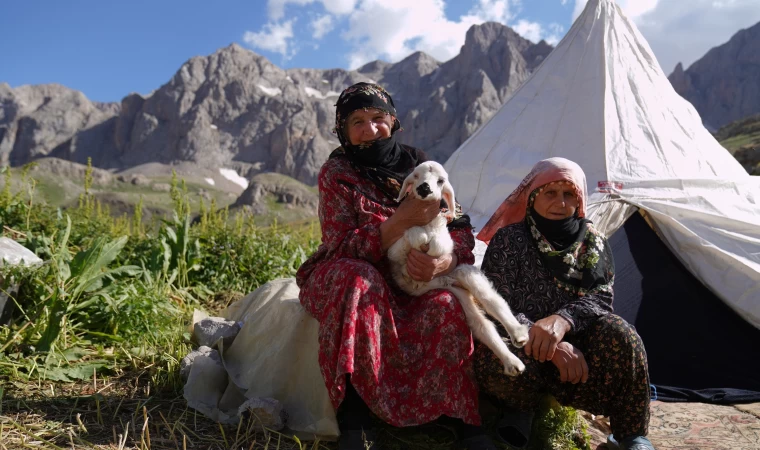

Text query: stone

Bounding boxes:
[130,174,149,186]
[151,182,171,192]
[193,317,241,348]
[183,351,231,422]
[179,345,219,381]
[232,172,318,214]
[197,188,212,200]
[238,397,287,431]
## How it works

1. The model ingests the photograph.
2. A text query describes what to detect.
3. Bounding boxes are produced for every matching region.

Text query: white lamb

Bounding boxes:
[387,161,529,376]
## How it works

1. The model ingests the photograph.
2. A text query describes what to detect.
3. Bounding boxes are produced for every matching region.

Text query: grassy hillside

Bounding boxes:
[3,159,320,228]
[716,114,760,175]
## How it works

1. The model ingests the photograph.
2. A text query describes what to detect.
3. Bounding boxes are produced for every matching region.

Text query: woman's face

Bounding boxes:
[346,108,393,145]
[533,182,579,220]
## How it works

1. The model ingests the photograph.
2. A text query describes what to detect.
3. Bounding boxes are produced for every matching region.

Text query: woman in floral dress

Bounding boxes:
[474,158,655,450]
[296,82,497,450]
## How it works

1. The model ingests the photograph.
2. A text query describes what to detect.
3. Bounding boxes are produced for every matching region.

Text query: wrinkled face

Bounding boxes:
[532,181,579,220]
[346,108,394,145]
[397,161,456,219]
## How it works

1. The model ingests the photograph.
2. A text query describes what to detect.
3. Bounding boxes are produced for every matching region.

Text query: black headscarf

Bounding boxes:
[329,82,471,230]
[329,82,423,200]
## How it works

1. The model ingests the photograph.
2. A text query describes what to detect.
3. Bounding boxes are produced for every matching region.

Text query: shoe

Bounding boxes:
[456,434,498,450]
[607,434,656,450]
[338,427,382,449]
[494,409,533,449]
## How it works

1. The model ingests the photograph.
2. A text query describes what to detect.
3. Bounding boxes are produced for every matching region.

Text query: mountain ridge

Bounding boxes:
[0,22,552,185]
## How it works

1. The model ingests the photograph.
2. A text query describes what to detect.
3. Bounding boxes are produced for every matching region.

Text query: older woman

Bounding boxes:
[474,158,655,450]
[296,82,496,450]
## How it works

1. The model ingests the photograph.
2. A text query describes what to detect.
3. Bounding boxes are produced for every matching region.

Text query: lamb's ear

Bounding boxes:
[442,181,456,220]
[396,172,415,203]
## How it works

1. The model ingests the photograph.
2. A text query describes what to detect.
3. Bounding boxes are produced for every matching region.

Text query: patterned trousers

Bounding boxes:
[473,314,651,439]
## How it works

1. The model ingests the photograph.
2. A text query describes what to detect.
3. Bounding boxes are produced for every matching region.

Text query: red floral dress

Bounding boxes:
[296,155,481,427]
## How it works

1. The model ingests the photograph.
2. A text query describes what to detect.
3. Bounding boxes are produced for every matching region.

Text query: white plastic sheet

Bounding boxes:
[0,237,42,267]
[183,278,338,438]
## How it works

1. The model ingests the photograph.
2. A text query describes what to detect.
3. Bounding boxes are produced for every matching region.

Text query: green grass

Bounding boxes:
[0,160,322,448]
[716,113,760,152]
[719,132,760,154]
[716,114,760,174]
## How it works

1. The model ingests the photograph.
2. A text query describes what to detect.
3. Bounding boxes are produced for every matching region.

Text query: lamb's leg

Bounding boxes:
[449,266,529,348]
[448,286,525,376]
[406,276,452,297]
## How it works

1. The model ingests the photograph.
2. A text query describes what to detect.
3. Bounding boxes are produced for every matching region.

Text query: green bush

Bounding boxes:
[0,164,319,386]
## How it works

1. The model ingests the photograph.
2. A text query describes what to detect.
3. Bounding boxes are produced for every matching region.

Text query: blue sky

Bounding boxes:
[2,0,759,103]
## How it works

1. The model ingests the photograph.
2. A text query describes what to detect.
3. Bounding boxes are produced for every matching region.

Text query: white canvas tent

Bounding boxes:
[445,0,760,329]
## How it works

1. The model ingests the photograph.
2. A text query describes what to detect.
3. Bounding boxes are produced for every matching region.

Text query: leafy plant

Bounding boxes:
[33,216,141,352]
[529,396,592,450]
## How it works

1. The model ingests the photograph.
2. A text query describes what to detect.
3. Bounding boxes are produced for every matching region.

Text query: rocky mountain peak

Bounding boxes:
[462,21,532,55]
[668,20,760,131]
[357,59,392,76]
[0,84,120,165]
[394,52,440,75]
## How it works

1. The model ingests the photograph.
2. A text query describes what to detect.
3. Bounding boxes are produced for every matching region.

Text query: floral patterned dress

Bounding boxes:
[473,222,651,439]
[296,155,481,427]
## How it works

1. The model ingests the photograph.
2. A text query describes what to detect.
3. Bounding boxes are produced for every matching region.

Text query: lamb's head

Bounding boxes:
[396,161,456,220]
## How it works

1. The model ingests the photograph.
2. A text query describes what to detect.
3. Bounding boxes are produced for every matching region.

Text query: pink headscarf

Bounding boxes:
[477,157,589,244]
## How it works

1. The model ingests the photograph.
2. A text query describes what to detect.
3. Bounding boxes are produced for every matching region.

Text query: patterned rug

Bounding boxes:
[582,401,760,449]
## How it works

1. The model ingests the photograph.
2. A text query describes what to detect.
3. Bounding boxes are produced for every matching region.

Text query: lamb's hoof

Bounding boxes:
[503,359,526,377]
[509,325,530,348]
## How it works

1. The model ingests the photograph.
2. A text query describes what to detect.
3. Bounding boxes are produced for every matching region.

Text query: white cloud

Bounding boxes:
[468,0,518,23]
[342,0,521,69]
[561,0,569,5]
[242,20,296,57]
[311,14,335,39]
[321,0,358,15]
[572,0,760,74]
[512,20,542,42]
[546,23,565,45]
[635,0,760,73]
[269,0,315,21]
[246,0,566,66]
[246,0,357,57]
[511,20,564,45]
[268,0,357,20]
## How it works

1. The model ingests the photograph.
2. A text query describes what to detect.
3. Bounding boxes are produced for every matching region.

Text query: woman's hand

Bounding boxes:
[407,250,457,281]
[525,314,572,362]
[550,341,589,384]
[394,195,442,228]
